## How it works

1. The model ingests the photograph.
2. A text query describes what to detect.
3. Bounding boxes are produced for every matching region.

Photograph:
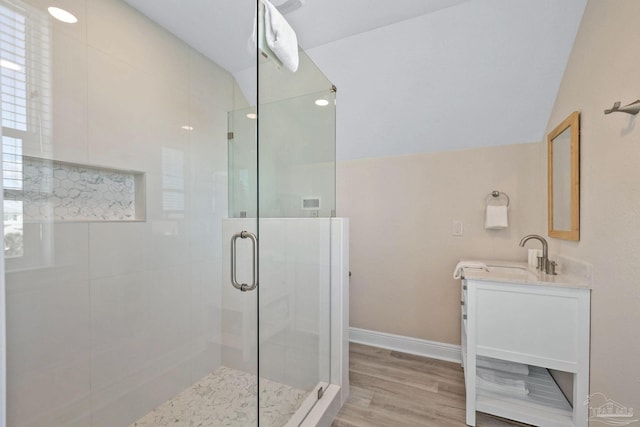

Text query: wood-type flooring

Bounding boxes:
[332,343,530,427]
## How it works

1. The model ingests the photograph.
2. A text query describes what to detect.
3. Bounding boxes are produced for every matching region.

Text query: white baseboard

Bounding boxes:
[349,327,462,364]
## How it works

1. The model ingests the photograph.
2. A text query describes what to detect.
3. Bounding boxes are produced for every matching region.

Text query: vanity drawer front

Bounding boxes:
[474,284,585,370]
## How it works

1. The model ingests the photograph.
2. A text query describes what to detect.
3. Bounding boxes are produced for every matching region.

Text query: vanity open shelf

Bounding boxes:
[468,362,574,425]
[459,262,591,427]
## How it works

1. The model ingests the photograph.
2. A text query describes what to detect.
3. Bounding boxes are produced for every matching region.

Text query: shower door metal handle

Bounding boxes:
[230,230,258,292]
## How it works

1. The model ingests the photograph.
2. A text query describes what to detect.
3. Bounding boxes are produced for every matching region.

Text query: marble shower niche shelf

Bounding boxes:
[4,156,146,222]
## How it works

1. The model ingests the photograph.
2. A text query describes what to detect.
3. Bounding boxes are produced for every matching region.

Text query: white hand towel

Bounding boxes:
[263,0,299,72]
[477,356,529,376]
[453,261,489,279]
[485,205,509,230]
[476,368,529,395]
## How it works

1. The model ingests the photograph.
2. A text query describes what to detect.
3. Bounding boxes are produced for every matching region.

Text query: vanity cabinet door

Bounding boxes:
[473,282,588,372]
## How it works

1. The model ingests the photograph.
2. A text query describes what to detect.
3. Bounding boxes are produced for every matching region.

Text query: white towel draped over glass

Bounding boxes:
[249,0,300,72]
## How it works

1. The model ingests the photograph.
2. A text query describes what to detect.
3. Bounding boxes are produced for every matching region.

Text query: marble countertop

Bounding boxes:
[461,260,591,289]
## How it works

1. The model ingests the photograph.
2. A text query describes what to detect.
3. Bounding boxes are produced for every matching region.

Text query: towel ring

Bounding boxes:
[486,190,510,207]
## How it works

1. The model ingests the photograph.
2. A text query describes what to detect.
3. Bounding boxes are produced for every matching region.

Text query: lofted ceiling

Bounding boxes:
[123,0,588,161]
[122,0,471,73]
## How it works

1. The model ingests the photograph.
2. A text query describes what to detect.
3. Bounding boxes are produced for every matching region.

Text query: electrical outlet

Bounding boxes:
[453,220,464,236]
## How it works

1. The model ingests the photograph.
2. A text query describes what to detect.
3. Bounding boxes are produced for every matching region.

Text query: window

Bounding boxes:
[1,0,51,258]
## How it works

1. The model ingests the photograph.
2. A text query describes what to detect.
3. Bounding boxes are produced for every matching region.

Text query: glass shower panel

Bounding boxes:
[258,90,336,218]
[221,104,260,424]
[228,107,257,219]
[1,0,257,426]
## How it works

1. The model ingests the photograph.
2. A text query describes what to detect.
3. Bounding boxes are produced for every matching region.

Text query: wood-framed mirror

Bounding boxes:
[548,111,580,240]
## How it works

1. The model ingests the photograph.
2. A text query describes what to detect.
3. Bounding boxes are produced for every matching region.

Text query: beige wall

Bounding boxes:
[339,0,640,415]
[337,142,545,344]
[545,0,640,416]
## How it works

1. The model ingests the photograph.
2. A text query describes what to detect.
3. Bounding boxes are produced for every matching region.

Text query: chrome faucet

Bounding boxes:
[519,234,556,274]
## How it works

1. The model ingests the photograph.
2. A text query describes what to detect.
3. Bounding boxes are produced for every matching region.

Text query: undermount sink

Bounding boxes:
[470,262,540,281]
[485,263,530,274]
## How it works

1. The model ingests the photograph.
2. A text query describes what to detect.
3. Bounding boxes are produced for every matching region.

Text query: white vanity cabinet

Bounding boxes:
[461,267,590,427]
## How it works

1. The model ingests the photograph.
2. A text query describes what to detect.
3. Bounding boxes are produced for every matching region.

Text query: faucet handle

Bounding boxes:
[546,260,558,275]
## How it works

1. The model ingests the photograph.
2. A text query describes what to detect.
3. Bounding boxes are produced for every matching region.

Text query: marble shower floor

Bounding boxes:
[129,366,308,427]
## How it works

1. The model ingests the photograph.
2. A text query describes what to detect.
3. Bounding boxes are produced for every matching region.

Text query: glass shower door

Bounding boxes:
[256,48,337,425]
[224,102,260,423]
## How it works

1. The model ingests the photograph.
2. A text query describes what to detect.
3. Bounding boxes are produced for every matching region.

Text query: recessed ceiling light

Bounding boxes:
[246,113,257,119]
[48,7,78,24]
[315,99,329,107]
[181,125,194,131]
[0,59,21,71]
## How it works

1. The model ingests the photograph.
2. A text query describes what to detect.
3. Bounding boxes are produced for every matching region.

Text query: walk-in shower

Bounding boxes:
[0,0,347,426]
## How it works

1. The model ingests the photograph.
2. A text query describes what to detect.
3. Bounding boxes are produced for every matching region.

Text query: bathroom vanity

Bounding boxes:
[460,262,590,427]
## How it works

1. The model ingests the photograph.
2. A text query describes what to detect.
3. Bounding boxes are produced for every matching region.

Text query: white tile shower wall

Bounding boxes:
[5,222,91,427]
[4,0,234,426]
[5,157,140,221]
[49,26,89,164]
[190,259,223,380]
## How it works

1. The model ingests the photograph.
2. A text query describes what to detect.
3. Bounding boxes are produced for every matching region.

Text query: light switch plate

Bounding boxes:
[453,220,464,236]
